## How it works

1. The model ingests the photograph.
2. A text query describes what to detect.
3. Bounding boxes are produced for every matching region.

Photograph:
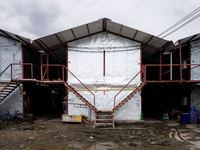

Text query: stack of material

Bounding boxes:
[190,111,199,124]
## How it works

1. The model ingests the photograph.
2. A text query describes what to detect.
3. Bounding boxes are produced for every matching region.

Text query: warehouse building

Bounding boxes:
[0,18,199,127]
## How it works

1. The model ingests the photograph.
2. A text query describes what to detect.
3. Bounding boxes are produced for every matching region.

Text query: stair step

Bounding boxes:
[96,115,113,117]
[5,87,15,89]
[96,119,113,121]
[1,90,12,92]
[95,123,113,126]
[0,91,9,93]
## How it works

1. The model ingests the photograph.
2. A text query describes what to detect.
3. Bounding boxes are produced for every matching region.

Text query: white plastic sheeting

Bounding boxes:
[67,33,141,120]
[0,36,23,114]
[191,39,200,80]
[191,86,200,111]
[0,36,22,82]
[0,85,23,114]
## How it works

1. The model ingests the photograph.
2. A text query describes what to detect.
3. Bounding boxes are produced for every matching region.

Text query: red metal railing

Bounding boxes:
[41,64,96,109]
[0,63,40,81]
[144,64,200,82]
[113,68,145,110]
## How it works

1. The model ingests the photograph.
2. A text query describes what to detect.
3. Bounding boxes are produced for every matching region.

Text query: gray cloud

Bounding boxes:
[0,0,200,42]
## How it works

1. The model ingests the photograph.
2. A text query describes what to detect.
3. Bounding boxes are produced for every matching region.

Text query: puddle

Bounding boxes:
[24,140,173,150]
[25,142,127,150]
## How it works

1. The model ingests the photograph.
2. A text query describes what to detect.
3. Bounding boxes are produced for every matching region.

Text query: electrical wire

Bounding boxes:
[161,12,200,39]
[158,7,200,37]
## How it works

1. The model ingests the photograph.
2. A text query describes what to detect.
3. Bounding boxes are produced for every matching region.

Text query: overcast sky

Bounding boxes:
[0,0,200,42]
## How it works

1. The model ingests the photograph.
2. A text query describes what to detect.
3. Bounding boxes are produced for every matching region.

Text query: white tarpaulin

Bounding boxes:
[67,32,141,120]
[191,39,200,80]
[0,36,22,82]
[191,86,200,111]
[0,86,23,114]
[0,36,23,114]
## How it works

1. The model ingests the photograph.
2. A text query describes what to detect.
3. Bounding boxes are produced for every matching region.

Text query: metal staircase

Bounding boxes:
[0,81,20,103]
[94,111,114,128]
[63,82,96,111]
[112,82,145,112]
[41,64,146,128]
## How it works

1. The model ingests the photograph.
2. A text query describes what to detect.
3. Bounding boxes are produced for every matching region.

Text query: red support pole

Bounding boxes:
[41,65,43,82]
[66,46,69,114]
[179,40,182,82]
[31,64,33,79]
[66,46,68,81]
[159,52,162,81]
[46,52,49,80]
[103,50,105,76]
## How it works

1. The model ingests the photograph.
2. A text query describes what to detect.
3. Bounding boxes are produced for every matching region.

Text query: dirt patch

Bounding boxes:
[0,117,197,150]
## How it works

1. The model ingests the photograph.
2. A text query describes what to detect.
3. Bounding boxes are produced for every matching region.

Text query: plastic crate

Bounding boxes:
[180,113,190,124]
[190,111,199,124]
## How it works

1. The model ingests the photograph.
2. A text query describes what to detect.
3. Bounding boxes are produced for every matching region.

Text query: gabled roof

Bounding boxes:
[175,33,200,47]
[0,29,31,45]
[32,18,174,52]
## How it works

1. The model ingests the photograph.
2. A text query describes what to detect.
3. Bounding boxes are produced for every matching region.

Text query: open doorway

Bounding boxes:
[142,83,191,120]
[23,83,66,117]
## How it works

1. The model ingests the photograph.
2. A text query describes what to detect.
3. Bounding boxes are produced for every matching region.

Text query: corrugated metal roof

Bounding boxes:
[175,33,200,47]
[32,18,174,52]
[0,29,31,45]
